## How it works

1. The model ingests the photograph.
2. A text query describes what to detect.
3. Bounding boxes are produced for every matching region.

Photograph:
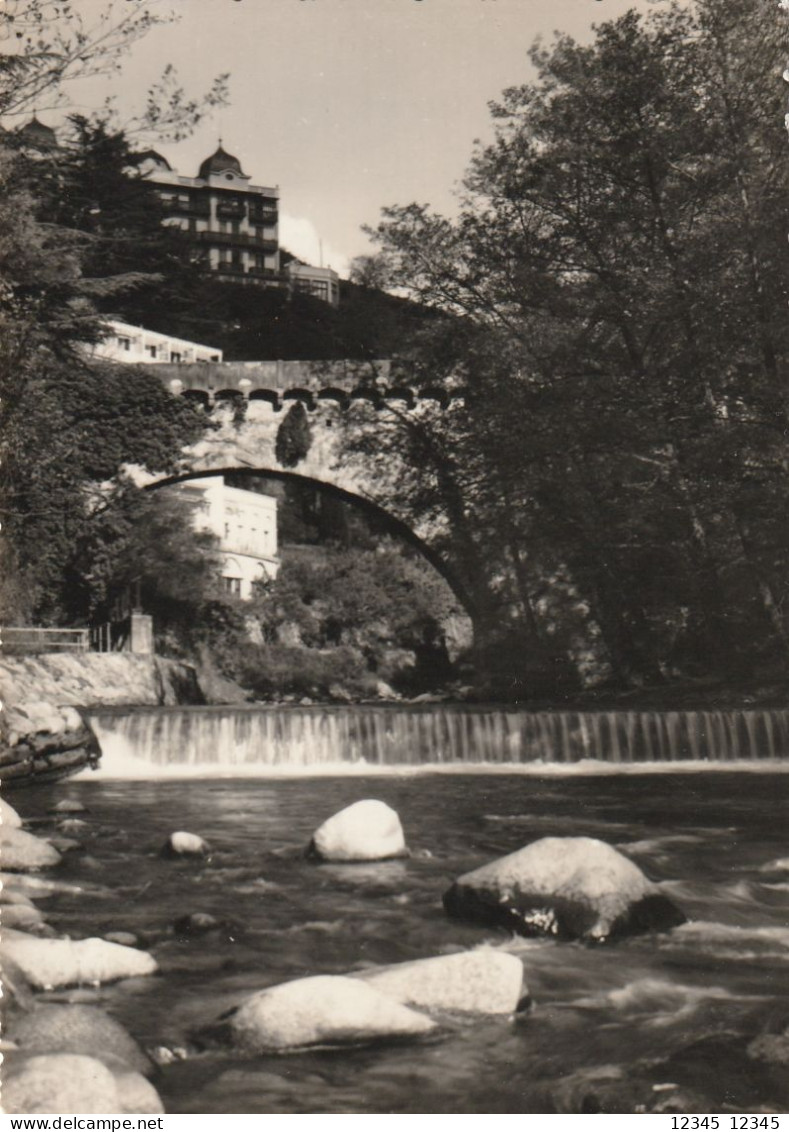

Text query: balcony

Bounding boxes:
[161,197,211,218]
[216,202,247,219]
[213,264,285,286]
[245,266,280,279]
[197,231,278,253]
[248,210,278,226]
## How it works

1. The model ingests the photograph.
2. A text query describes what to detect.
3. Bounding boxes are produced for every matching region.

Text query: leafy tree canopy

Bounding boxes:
[341,0,789,692]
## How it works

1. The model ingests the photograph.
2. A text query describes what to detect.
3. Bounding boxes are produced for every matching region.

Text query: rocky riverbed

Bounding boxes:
[2,774,788,1115]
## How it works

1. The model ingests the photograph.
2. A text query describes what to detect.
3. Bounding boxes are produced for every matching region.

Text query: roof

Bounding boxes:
[16,117,58,149]
[132,149,172,171]
[198,145,247,179]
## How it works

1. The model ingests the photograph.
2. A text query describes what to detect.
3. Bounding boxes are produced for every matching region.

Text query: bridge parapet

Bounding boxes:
[151,360,455,410]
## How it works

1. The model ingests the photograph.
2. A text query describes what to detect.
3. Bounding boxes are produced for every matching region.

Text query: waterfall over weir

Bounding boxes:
[85,704,789,774]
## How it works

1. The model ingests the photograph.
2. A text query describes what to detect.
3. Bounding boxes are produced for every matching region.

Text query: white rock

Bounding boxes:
[3,1053,121,1114]
[59,706,85,733]
[1,828,61,871]
[4,701,65,739]
[0,887,37,907]
[760,857,789,873]
[443,836,686,942]
[0,872,82,897]
[226,974,436,1052]
[375,681,399,700]
[112,1066,164,1114]
[2,931,158,989]
[2,903,47,929]
[310,799,407,862]
[2,1047,164,1114]
[51,799,88,815]
[164,830,209,856]
[0,797,23,828]
[356,948,526,1014]
[10,1004,153,1076]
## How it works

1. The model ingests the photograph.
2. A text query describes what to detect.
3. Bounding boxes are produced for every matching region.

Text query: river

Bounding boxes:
[18,704,789,1114]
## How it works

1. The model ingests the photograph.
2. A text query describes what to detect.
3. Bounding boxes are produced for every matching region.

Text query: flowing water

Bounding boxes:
[15,705,789,1114]
[87,703,789,772]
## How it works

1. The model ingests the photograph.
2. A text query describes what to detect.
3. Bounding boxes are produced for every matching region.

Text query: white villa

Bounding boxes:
[180,477,279,599]
[89,320,223,365]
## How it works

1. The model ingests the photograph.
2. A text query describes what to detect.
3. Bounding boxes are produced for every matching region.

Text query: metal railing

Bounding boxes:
[90,621,128,653]
[0,627,90,655]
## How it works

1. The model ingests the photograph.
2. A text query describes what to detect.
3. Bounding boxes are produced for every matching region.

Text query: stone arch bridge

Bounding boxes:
[153,359,457,412]
[147,361,482,626]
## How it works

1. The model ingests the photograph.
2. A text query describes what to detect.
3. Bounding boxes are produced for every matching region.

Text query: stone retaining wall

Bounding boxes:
[0,654,204,788]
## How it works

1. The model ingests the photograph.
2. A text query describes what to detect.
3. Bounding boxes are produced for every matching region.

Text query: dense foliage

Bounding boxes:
[0,123,216,627]
[342,0,789,694]
[186,478,471,699]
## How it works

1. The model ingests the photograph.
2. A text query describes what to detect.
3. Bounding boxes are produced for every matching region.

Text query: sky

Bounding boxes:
[49,0,658,276]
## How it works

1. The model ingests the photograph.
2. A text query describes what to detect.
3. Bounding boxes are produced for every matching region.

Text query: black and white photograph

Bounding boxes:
[0,0,787,1118]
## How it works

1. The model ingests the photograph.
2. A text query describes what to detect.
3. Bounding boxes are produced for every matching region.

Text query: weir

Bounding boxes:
[86,705,789,772]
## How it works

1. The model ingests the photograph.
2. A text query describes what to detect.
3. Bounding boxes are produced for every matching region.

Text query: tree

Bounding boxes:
[66,484,223,636]
[0,351,207,624]
[275,402,313,468]
[0,0,230,629]
[0,0,228,139]
[345,0,789,692]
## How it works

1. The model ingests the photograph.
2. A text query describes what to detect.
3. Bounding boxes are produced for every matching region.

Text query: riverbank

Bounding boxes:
[0,654,204,789]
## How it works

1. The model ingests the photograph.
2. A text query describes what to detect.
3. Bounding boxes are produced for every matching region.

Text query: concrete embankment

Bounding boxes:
[0,654,203,788]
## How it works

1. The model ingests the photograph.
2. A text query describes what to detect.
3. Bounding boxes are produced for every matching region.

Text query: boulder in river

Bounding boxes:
[10,1004,153,1076]
[2,1053,123,1114]
[1,796,23,828]
[308,799,407,862]
[47,836,82,854]
[2,1051,162,1115]
[1,699,100,787]
[50,799,88,815]
[104,931,139,948]
[174,912,224,935]
[1,827,61,871]
[443,836,686,943]
[0,953,36,1024]
[162,830,210,857]
[108,1061,164,1114]
[206,974,437,1053]
[2,930,158,989]
[57,818,90,835]
[2,902,48,931]
[0,871,82,897]
[355,948,528,1015]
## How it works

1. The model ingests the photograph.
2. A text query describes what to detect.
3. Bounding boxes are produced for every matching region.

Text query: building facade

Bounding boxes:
[179,477,280,600]
[10,120,341,305]
[89,320,223,365]
[136,145,340,304]
[135,146,282,284]
[285,261,340,307]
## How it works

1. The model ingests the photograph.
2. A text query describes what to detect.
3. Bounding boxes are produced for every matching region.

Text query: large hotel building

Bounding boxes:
[134,144,340,305]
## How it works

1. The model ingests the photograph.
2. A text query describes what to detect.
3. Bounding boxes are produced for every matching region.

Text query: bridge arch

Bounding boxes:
[145,466,479,626]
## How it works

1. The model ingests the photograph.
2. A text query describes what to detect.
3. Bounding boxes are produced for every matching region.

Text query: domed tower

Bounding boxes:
[15,116,58,153]
[189,142,279,281]
[197,145,249,184]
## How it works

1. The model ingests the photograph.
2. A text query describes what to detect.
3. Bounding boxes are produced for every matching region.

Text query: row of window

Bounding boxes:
[160,191,277,222]
[115,336,209,363]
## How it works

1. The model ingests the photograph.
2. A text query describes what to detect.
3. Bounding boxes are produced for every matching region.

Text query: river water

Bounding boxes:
[18,705,789,1114]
